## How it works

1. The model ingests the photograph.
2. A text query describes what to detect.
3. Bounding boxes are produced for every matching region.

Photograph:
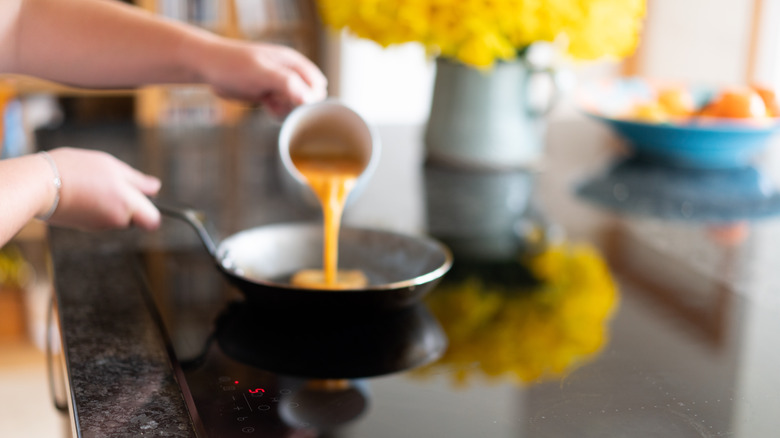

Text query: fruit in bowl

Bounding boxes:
[627,83,779,125]
[698,85,779,120]
[577,78,780,168]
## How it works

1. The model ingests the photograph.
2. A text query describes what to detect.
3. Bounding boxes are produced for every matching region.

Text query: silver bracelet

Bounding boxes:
[36,151,62,221]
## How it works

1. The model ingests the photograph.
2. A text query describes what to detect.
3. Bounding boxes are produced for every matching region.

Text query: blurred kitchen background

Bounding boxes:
[1,0,779,436]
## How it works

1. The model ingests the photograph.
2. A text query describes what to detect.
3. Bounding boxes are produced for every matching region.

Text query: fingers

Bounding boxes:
[125,186,161,231]
[257,44,327,111]
[259,68,311,118]
[122,165,162,195]
[117,162,161,229]
[269,45,327,100]
[204,41,327,115]
[107,157,162,229]
[263,93,294,119]
[282,70,312,106]
[281,67,315,103]
[283,50,328,101]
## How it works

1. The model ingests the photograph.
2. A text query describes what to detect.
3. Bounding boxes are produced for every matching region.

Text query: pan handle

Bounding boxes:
[154,201,218,257]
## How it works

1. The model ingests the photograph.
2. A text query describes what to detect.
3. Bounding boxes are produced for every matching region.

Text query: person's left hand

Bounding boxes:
[196,39,328,118]
[46,148,162,231]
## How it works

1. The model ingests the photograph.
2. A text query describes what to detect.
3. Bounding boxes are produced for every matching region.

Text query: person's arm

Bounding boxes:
[0,0,327,116]
[0,148,161,246]
[0,152,56,245]
[0,0,328,245]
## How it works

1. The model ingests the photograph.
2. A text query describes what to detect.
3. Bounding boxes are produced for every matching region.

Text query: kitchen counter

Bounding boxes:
[43,118,311,437]
[50,238,194,437]
[45,115,780,437]
[44,118,417,436]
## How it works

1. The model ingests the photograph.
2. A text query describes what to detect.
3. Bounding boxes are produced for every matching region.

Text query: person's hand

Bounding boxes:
[45,148,162,231]
[195,39,328,118]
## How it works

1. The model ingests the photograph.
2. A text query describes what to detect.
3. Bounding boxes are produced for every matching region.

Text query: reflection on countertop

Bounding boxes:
[422,161,618,388]
[41,117,780,437]
[213,300,447,379]
[577,156,780,223]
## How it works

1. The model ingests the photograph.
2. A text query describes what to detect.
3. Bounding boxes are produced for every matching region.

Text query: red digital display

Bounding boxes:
[248,388,265,394]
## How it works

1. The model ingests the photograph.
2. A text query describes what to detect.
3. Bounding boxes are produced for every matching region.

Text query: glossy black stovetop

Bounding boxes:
[139,248,448,437]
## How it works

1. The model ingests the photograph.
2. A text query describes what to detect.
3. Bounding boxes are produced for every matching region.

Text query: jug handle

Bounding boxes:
[523,63,563,118]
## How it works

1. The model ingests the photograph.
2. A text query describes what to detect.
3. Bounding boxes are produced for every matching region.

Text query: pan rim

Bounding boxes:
[216,222,454,293]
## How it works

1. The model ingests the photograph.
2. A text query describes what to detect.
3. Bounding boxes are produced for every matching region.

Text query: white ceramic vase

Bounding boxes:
[424,57,558,170]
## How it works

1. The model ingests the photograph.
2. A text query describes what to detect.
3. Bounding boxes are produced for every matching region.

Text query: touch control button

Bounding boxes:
[258,405,271,411]
[242,427,255,433]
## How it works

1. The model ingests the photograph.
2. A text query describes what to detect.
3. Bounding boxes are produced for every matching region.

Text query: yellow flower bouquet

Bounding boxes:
[316,0,646,68]
[415,243,619,387]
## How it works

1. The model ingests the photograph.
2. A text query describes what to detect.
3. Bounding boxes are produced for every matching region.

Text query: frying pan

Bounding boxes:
[155,203,453,311]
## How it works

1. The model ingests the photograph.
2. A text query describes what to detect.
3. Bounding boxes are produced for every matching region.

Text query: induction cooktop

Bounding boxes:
[138,247,450,437]
[136,234,742,438]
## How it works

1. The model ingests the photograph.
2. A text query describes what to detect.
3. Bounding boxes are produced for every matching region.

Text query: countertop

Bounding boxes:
[44,118,422,436]
[44,115,780,437]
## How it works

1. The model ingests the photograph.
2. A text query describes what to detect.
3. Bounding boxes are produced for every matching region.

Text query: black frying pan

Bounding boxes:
[156,204,453,311]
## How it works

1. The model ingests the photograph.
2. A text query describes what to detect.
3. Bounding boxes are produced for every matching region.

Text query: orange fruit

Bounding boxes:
[630,101,669,123]
[697,101,721,118]
[702,87,768,119]
[751,84,780,117]
[657,87,695,117]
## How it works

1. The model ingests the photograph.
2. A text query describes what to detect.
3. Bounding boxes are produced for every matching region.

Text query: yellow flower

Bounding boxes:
[456,33,516,68]
[316,0,646,68]
[414,243,619,387]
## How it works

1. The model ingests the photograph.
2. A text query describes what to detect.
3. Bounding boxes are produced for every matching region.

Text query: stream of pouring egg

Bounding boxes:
[289,139,368,289]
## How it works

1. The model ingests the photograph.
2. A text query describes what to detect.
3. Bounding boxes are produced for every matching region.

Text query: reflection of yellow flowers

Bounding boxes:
[316,0,646,68]
[0,245,31,289]
[417,243,618,386]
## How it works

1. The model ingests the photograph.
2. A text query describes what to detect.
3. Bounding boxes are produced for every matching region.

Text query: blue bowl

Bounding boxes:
[578,78,780,168]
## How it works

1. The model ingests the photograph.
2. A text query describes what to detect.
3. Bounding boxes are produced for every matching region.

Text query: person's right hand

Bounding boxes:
[45,148,162,231]
[195,39,328,118]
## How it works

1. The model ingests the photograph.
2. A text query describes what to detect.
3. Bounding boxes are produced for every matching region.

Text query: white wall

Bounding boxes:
[639,0,753,85]
[337,34,435,126]
[759,0,780,87]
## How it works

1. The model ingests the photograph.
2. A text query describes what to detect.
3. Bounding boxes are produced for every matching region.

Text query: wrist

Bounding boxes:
[35,151,61,221]
[178,29,224,84]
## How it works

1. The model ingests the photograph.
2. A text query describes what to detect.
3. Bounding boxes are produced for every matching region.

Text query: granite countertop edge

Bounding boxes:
[50,227,197,437]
